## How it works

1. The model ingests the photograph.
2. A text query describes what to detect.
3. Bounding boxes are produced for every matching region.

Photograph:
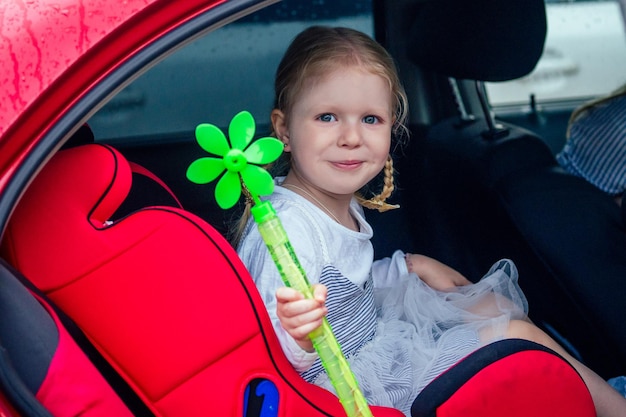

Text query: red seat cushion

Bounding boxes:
[0,258,133,417]
[411,339,596,416]
[33,293,134,417]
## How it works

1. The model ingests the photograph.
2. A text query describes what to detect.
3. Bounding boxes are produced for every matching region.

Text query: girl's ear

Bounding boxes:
[271,109,290,151]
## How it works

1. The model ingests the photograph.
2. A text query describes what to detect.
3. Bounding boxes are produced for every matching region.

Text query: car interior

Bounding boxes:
[0,0,624,416]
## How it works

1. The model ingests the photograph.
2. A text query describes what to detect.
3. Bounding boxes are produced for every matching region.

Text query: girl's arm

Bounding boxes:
[405,253,471,290]
[239,203,326,369]
[275,284,327,352]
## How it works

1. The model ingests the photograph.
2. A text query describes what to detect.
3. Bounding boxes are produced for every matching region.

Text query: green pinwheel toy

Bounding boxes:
[187,111,373,417]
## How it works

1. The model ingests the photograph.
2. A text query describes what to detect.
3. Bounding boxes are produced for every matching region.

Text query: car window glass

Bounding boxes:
[89,0,373,144]
[486,0,626,111]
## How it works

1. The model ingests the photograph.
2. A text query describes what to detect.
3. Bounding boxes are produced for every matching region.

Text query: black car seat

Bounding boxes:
[404,0,626,377]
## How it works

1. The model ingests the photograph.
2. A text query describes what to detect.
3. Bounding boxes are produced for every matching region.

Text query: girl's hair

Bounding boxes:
[567,83,626,138]
[274,26,409,140]
[230,26,409,247]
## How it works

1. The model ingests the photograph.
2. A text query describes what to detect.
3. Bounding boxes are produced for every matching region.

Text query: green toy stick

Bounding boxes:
[187,111,373,417]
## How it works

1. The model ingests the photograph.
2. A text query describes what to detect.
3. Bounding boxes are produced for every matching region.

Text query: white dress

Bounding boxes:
[237,180,528,416]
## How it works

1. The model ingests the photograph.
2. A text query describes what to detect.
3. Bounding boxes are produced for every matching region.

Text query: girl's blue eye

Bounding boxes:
[363,115,379,124]
[319,113,336,122]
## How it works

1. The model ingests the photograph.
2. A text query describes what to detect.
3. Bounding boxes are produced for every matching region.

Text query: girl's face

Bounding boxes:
[272,66,393,200]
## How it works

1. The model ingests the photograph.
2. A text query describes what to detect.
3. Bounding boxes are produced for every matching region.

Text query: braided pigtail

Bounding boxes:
[227,183,254,248]
[356,155,399,212]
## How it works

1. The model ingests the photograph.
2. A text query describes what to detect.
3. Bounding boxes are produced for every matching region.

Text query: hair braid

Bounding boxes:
[356,155,399,212]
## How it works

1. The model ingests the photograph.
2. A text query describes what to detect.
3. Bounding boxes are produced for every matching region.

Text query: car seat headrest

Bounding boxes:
[2,145,132,291]
[407,0,547,81]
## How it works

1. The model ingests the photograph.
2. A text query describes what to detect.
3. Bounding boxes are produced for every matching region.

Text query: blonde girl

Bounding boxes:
[236,26,626,416]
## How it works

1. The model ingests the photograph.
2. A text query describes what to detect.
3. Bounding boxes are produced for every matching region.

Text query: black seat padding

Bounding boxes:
[496,165,626,370]
[403,0,626,376]
[0,260,56,417]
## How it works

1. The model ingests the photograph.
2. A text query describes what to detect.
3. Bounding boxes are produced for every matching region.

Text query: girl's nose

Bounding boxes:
[338,123,362,148]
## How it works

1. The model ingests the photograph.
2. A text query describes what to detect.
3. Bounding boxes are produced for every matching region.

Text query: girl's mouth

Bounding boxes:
[332,160,363,170]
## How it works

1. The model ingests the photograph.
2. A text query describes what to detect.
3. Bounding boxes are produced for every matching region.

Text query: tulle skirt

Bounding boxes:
[312,259,528,416]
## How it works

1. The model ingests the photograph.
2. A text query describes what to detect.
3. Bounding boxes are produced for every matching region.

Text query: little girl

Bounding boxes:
[235,26,626,416]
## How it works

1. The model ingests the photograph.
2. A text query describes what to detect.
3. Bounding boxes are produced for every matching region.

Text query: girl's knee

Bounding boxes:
[506,319,549,344]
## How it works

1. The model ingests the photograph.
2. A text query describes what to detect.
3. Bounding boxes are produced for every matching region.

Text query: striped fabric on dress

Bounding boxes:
[300,265,377,383]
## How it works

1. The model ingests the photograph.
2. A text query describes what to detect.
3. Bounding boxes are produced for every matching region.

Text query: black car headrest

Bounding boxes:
[407,0,547,81]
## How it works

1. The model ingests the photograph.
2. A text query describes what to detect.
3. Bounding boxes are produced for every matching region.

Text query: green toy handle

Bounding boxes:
[252,201,373,417]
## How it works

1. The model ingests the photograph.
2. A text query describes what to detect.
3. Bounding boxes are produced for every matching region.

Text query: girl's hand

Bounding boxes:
[405,253,471,291]
[275,284,328,352]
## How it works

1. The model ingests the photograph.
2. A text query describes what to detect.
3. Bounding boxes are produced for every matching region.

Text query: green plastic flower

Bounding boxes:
[186,111,283,209]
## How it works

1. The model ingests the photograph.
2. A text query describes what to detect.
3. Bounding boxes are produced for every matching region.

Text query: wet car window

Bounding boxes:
[89,0,373,144]
[486,0,626,111]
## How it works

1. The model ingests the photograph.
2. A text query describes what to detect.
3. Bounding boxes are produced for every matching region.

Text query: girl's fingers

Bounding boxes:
[275,285,327,338]
[276,285,327,303]
[289,318,325,340]
[311,283,327,303]
[276,286,304,303]
[282,305,326,334]
[279,297,327,320]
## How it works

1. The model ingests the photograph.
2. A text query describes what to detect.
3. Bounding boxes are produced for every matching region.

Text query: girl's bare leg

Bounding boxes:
[505,319,626,417]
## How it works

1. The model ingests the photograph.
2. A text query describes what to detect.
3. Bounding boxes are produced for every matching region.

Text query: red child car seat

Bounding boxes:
[0,143,596,416]
[0,143,402,417]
